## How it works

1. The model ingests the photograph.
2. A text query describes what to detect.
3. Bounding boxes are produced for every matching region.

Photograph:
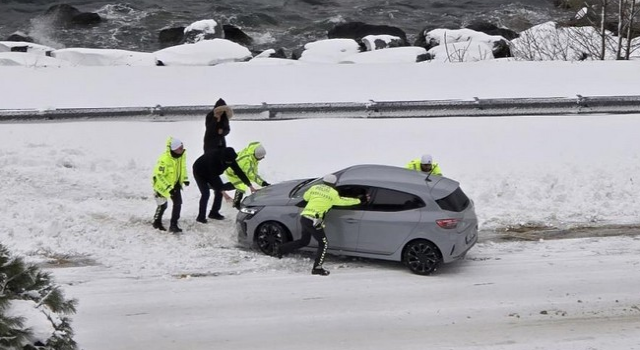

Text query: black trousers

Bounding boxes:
[195,174,234,219]
[154,186,182,226]
[279,216,328,269]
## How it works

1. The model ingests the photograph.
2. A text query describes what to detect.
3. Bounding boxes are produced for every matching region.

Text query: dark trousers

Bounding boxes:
[153,187,182,226]
[279,216,328,269]
[195,174,234,219]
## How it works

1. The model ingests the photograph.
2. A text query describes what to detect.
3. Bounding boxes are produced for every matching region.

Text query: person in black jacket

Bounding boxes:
[203,98,233,153]
[192,147,256,222]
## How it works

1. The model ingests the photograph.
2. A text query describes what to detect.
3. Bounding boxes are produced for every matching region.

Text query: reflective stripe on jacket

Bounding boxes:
[152,137,189,198]
[300,183,360,219]
[225,142,266,193]
[406,158,442,176]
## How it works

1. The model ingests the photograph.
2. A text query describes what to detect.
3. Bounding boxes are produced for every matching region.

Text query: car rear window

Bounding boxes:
[369,188,425,212]
[435,187,470,212]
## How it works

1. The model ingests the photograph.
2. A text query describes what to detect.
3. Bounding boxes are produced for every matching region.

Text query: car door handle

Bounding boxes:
[344,218,359,224]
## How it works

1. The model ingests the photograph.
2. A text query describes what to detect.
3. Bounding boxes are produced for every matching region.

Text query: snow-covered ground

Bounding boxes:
[1,60,640,349]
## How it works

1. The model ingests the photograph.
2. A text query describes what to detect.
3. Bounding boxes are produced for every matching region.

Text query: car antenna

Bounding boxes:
[425,170,433,182]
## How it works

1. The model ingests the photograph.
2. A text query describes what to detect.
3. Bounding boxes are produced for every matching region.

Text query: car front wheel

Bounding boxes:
[256,221,288,256]
[403,240,442,275]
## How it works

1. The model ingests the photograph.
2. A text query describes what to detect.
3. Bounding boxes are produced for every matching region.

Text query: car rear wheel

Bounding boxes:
[403,240,442,275]
[256,221,288,256]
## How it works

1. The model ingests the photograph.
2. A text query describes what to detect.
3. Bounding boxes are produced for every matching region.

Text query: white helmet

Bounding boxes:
[254,145,266,159]
[420,154,433,165]
[322,174,337,185]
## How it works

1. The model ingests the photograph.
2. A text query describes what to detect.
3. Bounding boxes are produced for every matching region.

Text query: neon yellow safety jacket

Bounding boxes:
[225,142,267,193]
[152,137,189,198]
[301,183,361,220]
[406,158,442,176]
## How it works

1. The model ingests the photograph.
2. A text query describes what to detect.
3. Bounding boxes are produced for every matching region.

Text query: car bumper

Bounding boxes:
[235,212,251,247]
[444,224,478,263]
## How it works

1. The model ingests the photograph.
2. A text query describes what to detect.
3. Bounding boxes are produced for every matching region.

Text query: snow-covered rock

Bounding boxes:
[511,21,626,61]
[0,41,55,55]
[245,57,304,65]
[361,34,405,51]
[421,28,511,58]
[340,46,427,64]
[298,38,361,64]
[423,28,506,48]
[51,48,156,66]
[183,19,224,44]
[0,52,71,67]
[427,42,495,62]
[154,39,252,66]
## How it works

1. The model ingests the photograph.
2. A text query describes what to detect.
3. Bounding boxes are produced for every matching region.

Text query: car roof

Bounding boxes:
[336,164,460,200]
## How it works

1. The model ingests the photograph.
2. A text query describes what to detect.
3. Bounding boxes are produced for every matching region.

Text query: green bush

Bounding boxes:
[0,244,78,350]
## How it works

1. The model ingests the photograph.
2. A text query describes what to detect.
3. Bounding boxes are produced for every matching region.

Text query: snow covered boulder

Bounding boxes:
[183,19,224,44]
[50,48,156,66]
[0,52,70,67]
[253,48,287,59]
[0,41,55,55]
[418,28,512,58]
[296,38,361,63]
[426,41,495,62]
[154,38,252,66]
[328,21,409,46]
[340,46,428,64]
[511,21,620,61]
[5,31,34,43]
[245,57,304,66]
[361,35,406,51]
[465,22,519,40]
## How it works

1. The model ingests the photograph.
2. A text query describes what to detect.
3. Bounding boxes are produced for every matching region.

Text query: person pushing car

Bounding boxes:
[276,174,362,276]
[406,154,442,175]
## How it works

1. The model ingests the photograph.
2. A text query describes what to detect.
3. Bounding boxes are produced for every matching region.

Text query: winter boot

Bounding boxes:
[232,191,244,209]
[208,212,225,220]
[153,204,167,231]
[152,220,166,231]
[311,266,330,276]
[169,223,183,233]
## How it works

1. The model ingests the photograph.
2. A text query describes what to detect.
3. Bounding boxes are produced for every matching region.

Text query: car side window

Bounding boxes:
[369,188,425,212]
[334,185,369,210]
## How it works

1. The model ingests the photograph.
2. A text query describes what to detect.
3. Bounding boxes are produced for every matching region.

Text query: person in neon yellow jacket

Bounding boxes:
[152,137,190,233]
[224,141,270,209]
[276,174,362,276]
[406,154,442,176]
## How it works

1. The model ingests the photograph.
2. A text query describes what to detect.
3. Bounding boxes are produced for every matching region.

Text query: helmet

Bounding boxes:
[322,174,337,185]
[254,145,266,159]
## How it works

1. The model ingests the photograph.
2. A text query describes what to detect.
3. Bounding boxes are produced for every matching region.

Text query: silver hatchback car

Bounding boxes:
[236,164,478,275]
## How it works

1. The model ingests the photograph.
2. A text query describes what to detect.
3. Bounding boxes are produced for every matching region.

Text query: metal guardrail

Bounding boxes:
[1,95,640,122]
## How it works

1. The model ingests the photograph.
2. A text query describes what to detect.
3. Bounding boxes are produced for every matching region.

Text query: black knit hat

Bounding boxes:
[214,98,226,108]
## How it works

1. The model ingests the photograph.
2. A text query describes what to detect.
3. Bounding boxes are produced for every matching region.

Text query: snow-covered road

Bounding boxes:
[52,235,640,350]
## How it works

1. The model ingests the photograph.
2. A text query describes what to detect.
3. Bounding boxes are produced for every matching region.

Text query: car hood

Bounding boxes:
[243,178,312,207]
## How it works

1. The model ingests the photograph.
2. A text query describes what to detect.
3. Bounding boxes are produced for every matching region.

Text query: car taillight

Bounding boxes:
[436,218,459,229]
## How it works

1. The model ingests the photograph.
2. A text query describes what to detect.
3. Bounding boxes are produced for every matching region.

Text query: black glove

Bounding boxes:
[184,181,190,187]
[262,181,270,187]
